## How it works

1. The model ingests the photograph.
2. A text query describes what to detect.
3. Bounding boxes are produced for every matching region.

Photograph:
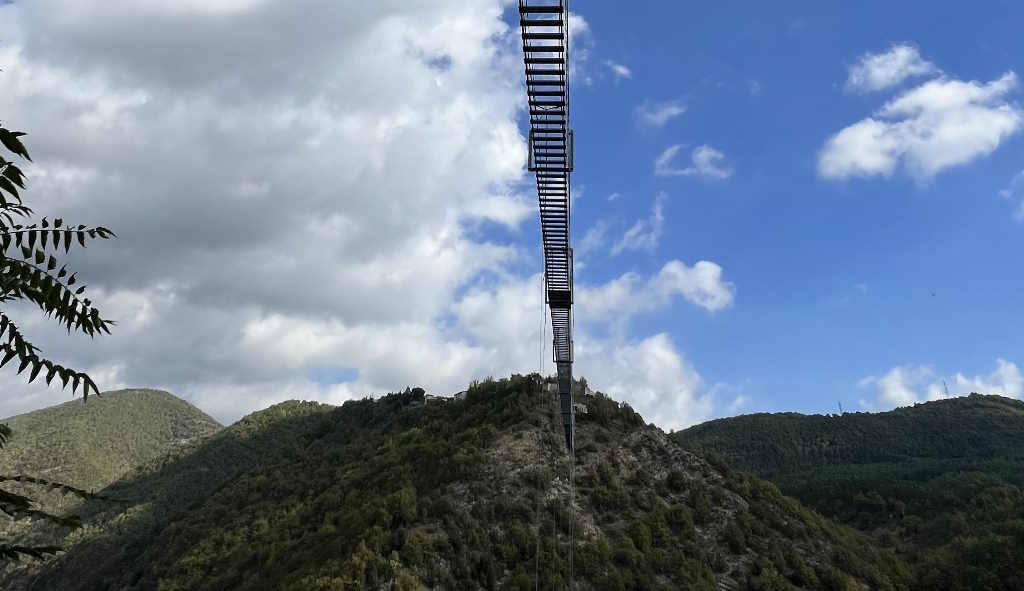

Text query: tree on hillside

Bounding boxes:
[0,122,115,560]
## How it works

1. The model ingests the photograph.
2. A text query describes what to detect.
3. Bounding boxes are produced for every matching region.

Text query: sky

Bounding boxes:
[1,0,1024,429]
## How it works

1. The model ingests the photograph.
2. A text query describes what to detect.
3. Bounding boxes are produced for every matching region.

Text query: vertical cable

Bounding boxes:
[534,274,546,591]
[569,450,575,590]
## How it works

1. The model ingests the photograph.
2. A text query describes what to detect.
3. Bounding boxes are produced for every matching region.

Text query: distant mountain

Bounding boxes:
[675,394,1024,590]
[0,389,222,492]
[2,377,907,590]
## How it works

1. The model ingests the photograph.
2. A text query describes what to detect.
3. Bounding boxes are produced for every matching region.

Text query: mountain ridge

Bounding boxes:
[2,376,908,590]
[675,393,1024,590]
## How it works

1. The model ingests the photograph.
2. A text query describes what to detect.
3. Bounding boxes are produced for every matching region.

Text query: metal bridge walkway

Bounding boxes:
[518,0,575,451]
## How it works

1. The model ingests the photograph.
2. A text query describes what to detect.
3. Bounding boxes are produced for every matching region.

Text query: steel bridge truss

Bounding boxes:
[519,0,575,451]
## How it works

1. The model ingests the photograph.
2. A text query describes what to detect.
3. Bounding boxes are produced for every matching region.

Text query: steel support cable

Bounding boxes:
[534,274,546,591]
[518,0,575,453]
[569,451,575,589]
[520,2,575,587]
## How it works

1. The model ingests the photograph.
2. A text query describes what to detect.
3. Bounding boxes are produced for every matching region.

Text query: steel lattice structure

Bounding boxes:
[518,0,575,451]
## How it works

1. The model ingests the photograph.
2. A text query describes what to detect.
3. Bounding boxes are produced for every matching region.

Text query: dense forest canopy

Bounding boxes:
[676,394,1024,590]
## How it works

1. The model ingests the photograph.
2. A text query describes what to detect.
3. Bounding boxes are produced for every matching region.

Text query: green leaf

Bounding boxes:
[0,176,20,200]
[28,360,41,383]
[2,162,26,189]
[0,128,32,161]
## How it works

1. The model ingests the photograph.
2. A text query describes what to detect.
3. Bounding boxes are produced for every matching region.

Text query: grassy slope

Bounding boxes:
[0,389,222,491]
[4,376,908,591]
[675,394,1024,590]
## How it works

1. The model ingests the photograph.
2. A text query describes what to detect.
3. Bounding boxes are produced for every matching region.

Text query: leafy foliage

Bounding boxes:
[0,121,115,561]
[0,123,115,399]
[676,394,1024,590]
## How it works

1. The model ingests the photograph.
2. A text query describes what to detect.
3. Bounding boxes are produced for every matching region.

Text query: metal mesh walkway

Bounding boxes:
[519,0,575,451]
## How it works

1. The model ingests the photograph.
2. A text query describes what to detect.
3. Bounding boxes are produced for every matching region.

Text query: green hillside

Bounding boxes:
[3,376,908,590]
[0,389,223,492]
[675,394,1024,590]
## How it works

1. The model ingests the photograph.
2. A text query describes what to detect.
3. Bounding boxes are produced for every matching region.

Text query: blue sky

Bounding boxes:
[511,1,1024,416]
[1,0,1023,428]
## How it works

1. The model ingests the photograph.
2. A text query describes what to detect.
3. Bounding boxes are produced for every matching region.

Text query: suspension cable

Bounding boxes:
[534,274,546,591]
[569,449,575,590]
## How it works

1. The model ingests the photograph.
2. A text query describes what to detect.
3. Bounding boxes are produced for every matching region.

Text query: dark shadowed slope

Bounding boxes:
[675,394,1024,590]
[4,376,907,590]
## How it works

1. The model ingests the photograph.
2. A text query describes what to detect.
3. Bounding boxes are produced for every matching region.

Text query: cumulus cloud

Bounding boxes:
[454,270,731,429]
[846,44,938,93]
[590,333,711,430]
[635,99,686,127]
[655,144,733,179]
[820,72,1023,180]
[0,0,530,421]
[0,1,737,432]
[605,60,632,81]
[578,259,735,317]
[612,192,665,255]
[859,359,1023,410]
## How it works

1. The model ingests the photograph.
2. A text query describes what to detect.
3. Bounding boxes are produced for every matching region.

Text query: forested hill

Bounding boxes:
[3,376,907,590]
[0,388,222,491]
[675,394,1024,476]
[675,394,1024,590]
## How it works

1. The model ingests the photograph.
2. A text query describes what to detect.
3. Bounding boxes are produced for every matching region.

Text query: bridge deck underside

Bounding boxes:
[520,0,575,451]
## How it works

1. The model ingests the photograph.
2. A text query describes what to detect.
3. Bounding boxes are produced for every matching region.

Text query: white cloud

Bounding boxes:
[748,80,762,96]
[999,170,1024,222]
[0,1,737,433]
[454,272,730,430]
[578,259,735,317]
[567,12,593,86]
[577,220,610,258]
[612,192,665,255]
[0,0,533,422]
[655,144,733,179]
[727,395,749,414]
[607,192,620,202]
[859,359,1023,410]
[820,72,1023,180]
[605,60,632,81]
[635,99,686,127]
[950,359,1024,398]
[567,11,590,41]
[846,44,938,93]
[591,333,711,430]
